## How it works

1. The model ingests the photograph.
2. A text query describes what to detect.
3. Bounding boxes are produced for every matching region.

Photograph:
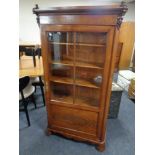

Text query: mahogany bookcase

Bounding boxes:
[33,3,127,151]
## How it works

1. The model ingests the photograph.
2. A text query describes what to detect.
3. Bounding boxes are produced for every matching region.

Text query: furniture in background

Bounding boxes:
[31,76,45,106]
[25,47,42,64]
[24,47,37,67]
[115,42,123,72]
[117,70,135,91]
[19,76,36,126]
[19,55,45,106]
[108,82,123,119]
[35,48,42,59]
[24,47,45,105]
[119,22,135,70]
[19,42,41,67]
[131,49,135,72]
[33,3,127,151]
[19,46,26,59]
[128,78,135,100]
[19,55,43,77]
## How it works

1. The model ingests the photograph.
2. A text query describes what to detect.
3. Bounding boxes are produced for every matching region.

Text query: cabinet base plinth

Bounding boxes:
[96,143,105,152]
[46,127,106,151]
[45,128,53,136]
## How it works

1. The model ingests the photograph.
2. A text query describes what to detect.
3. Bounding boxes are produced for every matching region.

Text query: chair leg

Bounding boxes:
[40,85,45,106]
[31,94,37,109]
[39,76,45,106]
[23,102,30,126]
[35,86,37,93]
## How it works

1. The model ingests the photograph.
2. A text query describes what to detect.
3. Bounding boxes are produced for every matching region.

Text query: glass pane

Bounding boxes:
[47,31,107,108]
[75,32,107,68]
[51,82,73,104]
[50,64,73,84]
[48,32,73,43]
[75,46,106,68]
[75,67,103,89]
[75,86,100,107]
[49,44,74,64]
[48,32,74,65]
[76,32,106,45]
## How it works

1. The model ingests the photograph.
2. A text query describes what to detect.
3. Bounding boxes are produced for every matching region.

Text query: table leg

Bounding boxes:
[32,49,36,67]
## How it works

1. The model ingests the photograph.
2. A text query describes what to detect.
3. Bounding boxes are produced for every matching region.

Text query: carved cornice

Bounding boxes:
[33,3,128,15]
[116,2,128,29]
[116,16,123,29]
[33,3,128,28]
[33,4,40,27]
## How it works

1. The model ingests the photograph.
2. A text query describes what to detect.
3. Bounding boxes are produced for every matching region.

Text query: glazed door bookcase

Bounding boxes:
[44,27,113,110]
[41,24,114,144]
[33,4,127,152]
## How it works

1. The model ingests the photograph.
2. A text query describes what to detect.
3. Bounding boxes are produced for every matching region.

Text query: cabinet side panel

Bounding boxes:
[97,27,115,139]
[101,28,119,140]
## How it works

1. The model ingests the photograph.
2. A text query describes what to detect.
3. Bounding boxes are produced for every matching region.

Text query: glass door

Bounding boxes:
[48,32,74,104]
[74,32,107,108]
[47,31,107,108]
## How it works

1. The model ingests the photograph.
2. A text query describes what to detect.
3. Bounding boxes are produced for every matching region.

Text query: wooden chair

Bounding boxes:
[24,47,38,67]
[19,76,36,126]
[35,47,42,59]
[28,47,45,106]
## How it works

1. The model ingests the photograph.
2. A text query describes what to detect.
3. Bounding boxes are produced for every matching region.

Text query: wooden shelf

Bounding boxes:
[52,60,73,66]
[51,95,98,108]
[77,43,105,47]
[75,97,99,107]
[50,76,100,89]
[50,76,73,85]
[76,79,99,88]
[76,62,103,69]
[51,60,103,69]
[50,42,74,45]
[49,42,105,47]
[51,94,73,104]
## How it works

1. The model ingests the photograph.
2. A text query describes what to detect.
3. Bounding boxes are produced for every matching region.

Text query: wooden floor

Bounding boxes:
[19,55,44,77]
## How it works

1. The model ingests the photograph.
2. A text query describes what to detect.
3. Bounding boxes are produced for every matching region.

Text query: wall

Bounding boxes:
[19,0,135,43]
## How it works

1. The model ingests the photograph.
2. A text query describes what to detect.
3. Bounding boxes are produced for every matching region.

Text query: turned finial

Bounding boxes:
[33,4,39,14]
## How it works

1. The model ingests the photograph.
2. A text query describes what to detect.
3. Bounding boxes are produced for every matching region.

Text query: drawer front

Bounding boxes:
[48,104,98,135]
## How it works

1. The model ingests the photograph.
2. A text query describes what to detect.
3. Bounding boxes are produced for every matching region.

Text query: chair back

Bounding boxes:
[19,76,30,92]
[19,46,26,52]
[25,48,37,56]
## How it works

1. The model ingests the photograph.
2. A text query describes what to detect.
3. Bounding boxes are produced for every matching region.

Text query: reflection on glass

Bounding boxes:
[75,46,106,68]
[50,44,74,64]
[75,32,107,68]
[75,67,102,88]
[76,32,107,44]
[75,86,100,107]
[48,32,74,64]
[48,32,73,43]
[51,64,73,83]
[51,82,73,104]
[47,32,106,108]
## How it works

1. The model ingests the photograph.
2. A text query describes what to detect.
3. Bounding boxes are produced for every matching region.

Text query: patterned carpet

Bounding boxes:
[19,89,135,155]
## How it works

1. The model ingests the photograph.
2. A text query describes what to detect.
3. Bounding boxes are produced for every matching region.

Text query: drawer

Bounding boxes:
[48,104,98,136]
